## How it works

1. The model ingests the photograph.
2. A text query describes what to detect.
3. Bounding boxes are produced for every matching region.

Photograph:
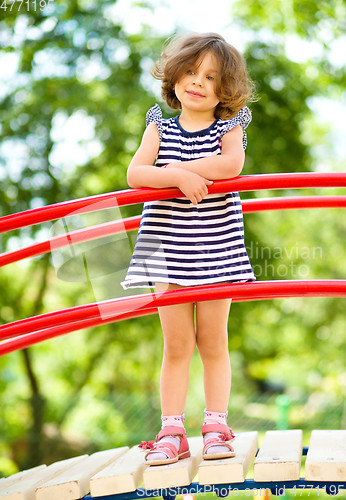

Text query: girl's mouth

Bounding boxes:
[186,91,205,98]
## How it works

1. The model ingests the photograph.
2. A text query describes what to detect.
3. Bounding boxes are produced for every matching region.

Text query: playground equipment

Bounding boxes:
[0,173,345,498]
[0,430,345,499]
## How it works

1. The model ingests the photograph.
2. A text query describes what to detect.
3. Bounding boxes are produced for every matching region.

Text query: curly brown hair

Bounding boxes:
[152,32,256,120]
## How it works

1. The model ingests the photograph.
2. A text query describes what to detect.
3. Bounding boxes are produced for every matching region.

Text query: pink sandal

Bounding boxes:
[139,426,191,466]
[201,423,236,460]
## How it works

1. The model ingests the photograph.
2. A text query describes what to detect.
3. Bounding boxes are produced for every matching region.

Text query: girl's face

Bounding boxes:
[174,51,220,117]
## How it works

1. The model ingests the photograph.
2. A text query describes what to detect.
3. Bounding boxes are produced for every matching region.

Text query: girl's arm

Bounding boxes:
[166,125,245,180]
[127,123,213,206]
[127,122,175,189]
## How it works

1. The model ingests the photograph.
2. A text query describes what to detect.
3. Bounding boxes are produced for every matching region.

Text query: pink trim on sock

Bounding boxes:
[161,414,185,428]
[203,409,228,425]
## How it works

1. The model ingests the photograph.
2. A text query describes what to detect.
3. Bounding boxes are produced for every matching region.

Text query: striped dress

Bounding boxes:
[121,104,255,289]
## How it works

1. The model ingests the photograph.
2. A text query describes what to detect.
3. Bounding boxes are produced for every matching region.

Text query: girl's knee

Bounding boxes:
[196,330,228,360]
[164,335,196,361]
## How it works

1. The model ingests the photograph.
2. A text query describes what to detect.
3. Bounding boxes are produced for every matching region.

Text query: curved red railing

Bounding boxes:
[0,307,158,357]
[1,172,345,233]
[2,279,345,339]
[0,280,345,357]
[1,195,345,268]
[0,172,345,356]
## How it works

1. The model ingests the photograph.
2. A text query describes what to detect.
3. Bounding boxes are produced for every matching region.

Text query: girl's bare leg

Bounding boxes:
[195,298,232,412]
[195,297,232,456]
[145,283,196,462]
[156,283,196,415]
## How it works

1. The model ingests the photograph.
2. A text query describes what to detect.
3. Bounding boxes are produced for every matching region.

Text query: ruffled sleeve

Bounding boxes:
[219,106,252,150]
[146,104,163,141]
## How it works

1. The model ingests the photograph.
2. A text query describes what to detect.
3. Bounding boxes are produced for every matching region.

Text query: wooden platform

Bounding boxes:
[254,429,303,481]
[0,430,345,500]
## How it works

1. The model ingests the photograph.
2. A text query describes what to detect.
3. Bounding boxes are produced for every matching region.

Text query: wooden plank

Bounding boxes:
[35,447,128,500]
[198,431,258,485]
[0,456,87,500]
[305,430,346,482]
[90,444,149,496]
[254,430,302,482]
[143,437,203,490]
[0,467,47,494]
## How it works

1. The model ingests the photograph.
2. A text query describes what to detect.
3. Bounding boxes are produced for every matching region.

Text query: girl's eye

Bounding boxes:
[187,69,194,75]
[207,76,215,81]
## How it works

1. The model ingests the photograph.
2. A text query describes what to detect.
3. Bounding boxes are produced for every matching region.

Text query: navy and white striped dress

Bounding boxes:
[121,104,255,289]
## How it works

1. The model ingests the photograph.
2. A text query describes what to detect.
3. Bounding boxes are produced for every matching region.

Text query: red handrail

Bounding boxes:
[0,215,140,268]
[1,280,345,341]
[242,195,346,212]
[0,307,157,357]
[1,195,345,267]
[1,172,345,356]
[1,172,345,233]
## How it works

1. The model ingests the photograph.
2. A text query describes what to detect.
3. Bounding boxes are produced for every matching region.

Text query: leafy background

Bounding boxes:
[0,0,345,483]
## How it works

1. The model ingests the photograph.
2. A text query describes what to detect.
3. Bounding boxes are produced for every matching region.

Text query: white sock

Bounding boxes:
[203,409,230,456]
[146,414,184,462]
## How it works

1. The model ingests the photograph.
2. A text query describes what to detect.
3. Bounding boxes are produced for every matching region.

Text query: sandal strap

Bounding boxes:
[203,437,235,454]
[201,423,235,440]
[156,425,185,441]
[204,436,234,446]
[145,441,177,460]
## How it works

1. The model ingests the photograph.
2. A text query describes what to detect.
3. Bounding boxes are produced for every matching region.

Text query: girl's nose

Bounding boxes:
[192,73,203,86]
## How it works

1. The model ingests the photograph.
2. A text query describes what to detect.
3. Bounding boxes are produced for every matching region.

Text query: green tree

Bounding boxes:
[0,0,164,471]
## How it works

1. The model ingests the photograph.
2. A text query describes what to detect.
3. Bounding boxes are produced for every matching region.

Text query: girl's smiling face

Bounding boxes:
[174,51,220,118]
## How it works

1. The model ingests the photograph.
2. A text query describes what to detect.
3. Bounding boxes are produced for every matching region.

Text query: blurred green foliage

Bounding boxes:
[0,0,345,478]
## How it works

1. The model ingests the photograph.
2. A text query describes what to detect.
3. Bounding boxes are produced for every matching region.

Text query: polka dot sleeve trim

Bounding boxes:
[146,104,163,141]
[219,106,252,150]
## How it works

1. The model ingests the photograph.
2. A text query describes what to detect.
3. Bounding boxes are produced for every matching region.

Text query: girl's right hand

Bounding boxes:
[176,170,213,205]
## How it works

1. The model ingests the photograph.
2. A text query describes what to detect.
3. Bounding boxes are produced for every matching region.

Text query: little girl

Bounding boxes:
[121,32,255,464]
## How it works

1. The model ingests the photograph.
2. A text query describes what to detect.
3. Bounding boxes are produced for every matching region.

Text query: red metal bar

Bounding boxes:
[0,215,140,267]
[242,195,346,212]
[1,173,345,233]
[1,196,345,268]
[0,307,157,357]
[1,280,345,341]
